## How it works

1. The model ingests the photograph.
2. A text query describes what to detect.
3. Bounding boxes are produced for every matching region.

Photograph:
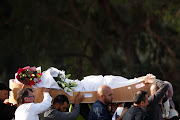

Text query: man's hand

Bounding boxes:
[74,92,84,104]
[146,74,156,79]
[4,99,15,106]
[143,74,155,84]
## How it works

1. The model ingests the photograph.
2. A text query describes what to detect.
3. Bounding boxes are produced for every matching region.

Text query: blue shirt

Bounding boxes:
[88,100,111,120]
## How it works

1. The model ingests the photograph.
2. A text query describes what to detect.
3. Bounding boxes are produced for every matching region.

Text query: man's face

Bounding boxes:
[0,90,8,101]
[58,102,68,112]
[103,88,114,105]
[24,90,35,103]
[143,94,149,108]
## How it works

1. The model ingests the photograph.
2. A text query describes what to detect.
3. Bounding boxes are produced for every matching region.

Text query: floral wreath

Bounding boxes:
[16,66,42,85]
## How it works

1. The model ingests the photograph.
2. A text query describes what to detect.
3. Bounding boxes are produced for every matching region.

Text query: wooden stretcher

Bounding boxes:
[9,79,152,104]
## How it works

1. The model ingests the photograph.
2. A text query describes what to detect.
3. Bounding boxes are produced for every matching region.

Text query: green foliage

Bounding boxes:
[0,0,180,107]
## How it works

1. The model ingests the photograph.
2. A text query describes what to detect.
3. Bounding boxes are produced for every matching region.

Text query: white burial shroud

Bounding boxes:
[30,67,143,93]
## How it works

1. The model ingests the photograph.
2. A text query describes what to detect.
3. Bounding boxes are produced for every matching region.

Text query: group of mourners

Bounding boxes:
[0,75,179,120]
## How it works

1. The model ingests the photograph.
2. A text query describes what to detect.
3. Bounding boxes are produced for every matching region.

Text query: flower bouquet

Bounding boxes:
[54,71,78,92]
[15,66,78,94]
[16,66,42,85]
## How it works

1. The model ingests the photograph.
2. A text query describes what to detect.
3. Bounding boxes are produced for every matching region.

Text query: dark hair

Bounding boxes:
[53,94,69,105]
[133,90,148,104]
[0,82,11,91]
[16,88,33,104]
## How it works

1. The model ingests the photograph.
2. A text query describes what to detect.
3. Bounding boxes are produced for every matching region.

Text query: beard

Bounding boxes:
[104,95,112,105]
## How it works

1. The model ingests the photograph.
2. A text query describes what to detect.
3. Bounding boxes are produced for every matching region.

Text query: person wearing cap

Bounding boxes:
[0,82,17,120]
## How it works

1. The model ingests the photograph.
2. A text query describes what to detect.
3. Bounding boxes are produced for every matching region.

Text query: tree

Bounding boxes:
[0,0,180,110]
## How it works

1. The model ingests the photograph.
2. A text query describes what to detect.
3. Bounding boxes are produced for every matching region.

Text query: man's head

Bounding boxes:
[133,90,149,108]
[97,85,114,105]
[0,83,11,102]
[16,88,35,105]
[53,94,69,112]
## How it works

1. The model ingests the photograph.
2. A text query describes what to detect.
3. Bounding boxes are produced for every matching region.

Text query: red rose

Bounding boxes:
[37,73,43,76]
[17,68,24,74]
[16,75,20,81]
[30,81,35,85]
[16,68,25,81]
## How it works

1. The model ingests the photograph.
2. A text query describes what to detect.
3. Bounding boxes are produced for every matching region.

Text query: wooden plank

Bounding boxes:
[9,79,151,104]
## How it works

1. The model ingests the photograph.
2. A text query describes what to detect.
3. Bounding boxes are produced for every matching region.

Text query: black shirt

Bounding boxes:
[122,105,151,120]
[0,101,17,120]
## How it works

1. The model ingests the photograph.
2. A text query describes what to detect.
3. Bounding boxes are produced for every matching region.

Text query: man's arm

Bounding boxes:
[50,104,80,120]
[45,92,84,120]
[147,79,169,104]
[33,88,52,114]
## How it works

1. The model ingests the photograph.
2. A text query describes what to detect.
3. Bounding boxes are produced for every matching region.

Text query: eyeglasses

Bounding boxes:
[28,96,35,98]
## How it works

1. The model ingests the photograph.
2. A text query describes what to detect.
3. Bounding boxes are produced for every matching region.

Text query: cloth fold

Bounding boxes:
[13,67,143,96]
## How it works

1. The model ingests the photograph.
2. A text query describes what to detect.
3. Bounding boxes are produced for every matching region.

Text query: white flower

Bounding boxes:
[36,66,41,73]
[64,87,73,92]
[59,70,66,79]
[55,72,77,93]
[71,87,75,90]
[61,83,65,88]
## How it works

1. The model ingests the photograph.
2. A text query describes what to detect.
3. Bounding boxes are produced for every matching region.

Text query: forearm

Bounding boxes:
[149,79,169,103]
[154,79,169,95]
[34,92,52,114]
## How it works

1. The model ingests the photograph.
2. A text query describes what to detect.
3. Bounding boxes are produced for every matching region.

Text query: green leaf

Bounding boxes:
[72,83,78,87]
[65,83,70,88]
[61,83,65,88]
[65,74,71,78]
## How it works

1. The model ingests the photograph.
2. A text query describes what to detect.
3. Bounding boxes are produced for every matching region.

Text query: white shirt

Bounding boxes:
[15,92,52,120]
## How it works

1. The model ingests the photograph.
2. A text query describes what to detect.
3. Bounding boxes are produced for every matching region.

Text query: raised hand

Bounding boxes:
[143,74,156,84]
[74,92,84,104]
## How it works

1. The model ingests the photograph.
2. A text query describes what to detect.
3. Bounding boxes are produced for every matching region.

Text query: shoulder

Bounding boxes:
[91,100,102,108]
[44,107,56,118]
[90,101,106,111]
[92,100,104,106]
[123,106,139,115]
[17,103,34,110]
[133,108,151,120]
[123,106,147,119]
